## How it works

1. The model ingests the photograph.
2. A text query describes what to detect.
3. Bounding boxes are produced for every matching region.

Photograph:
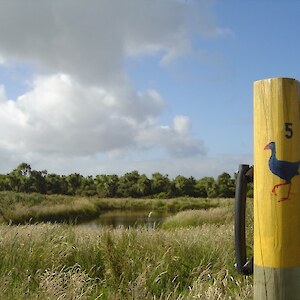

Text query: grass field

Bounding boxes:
[0,194,254,299]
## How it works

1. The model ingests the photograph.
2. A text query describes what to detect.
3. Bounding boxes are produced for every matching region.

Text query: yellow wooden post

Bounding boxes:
[254,78,300,299]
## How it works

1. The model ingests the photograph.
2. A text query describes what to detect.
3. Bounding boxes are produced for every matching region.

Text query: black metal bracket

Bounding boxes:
[234,164,253,276]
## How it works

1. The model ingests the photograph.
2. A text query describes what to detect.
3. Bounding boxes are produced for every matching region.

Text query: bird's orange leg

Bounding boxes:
[278,183,292,202]
[272,181,291,202]
[272,182,287,195]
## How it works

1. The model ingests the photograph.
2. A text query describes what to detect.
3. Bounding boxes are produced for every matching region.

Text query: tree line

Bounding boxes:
[0,163,253,198]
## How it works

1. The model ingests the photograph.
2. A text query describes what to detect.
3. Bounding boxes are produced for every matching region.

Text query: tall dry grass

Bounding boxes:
[0,215,253,299]
[161,206,232,229]
[0,194,254,299]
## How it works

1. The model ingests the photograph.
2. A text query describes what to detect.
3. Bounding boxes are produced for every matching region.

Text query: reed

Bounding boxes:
[0,220,253,299]
[0,193,254,298]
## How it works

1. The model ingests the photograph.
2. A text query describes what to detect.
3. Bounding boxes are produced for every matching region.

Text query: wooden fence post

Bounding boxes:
[254,77,300,299]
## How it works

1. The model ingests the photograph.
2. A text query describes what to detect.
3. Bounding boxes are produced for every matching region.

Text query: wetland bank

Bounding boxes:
[0,192,253,299]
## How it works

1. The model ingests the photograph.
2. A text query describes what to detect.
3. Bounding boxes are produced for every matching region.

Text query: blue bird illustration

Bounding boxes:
[264,141,300,202]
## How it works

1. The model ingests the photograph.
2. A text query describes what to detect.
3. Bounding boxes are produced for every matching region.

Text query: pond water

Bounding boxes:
[77,210,174,229]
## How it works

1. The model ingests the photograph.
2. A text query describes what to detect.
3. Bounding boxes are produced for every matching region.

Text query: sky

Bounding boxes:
[0,0,300,179]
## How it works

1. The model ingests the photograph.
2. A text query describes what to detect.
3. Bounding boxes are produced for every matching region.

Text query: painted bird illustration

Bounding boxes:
[264,141,300,202]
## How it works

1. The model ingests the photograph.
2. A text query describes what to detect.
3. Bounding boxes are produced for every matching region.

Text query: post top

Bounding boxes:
[254,77,298,84]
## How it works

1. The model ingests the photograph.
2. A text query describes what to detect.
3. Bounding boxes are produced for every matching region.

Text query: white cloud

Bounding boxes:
[0,0,193,84]
[173,115,191,135]
[0,0,225,82]
[0,73,205,161]
[137,115,206,158]
[0,0,229,175]
[0,85,7,102]
[0,74,158,154]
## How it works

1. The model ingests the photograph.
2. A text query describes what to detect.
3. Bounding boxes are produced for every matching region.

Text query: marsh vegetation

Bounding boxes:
[0,192,253,299]
[0,192,219,225]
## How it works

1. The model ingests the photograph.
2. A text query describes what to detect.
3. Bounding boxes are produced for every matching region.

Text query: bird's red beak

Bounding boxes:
[264,144,270,150]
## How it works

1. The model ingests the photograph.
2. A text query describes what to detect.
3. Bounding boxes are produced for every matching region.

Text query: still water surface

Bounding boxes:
[77,210,173,229]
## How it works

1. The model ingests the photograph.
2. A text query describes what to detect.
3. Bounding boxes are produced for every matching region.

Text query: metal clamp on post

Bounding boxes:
[234,164,253,275]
